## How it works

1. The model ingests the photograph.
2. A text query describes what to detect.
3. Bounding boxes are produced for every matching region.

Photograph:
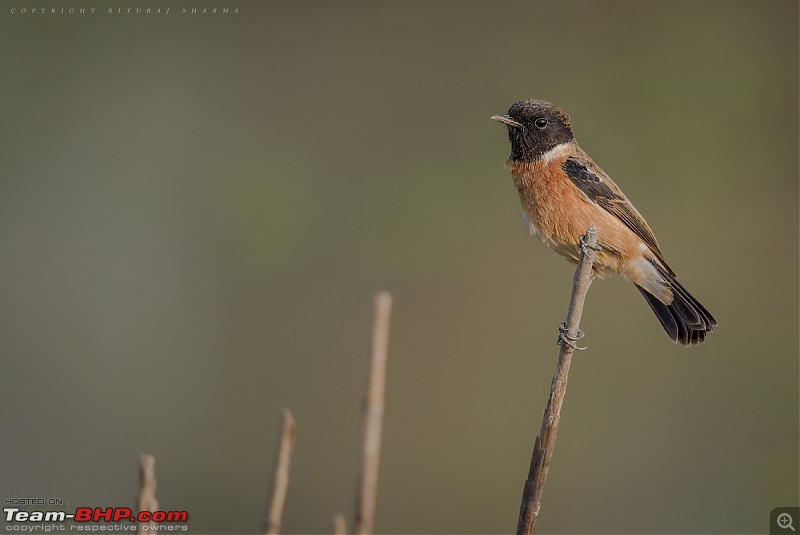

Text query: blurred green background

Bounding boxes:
[1,1,797,533]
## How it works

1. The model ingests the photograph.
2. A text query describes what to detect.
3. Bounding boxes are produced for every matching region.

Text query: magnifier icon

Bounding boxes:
[778,512,796,532]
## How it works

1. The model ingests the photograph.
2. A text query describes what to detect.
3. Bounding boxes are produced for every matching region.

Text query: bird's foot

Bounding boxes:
[557,322,587,350]
[579,234,602,257]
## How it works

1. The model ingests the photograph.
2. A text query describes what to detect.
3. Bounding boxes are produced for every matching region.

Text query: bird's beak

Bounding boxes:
[491,114,522,128]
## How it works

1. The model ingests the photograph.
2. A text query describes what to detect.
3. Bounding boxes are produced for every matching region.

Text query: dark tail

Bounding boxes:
[636,263,717,346]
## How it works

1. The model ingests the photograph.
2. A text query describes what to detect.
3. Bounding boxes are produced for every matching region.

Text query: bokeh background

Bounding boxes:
[1,1,797,533]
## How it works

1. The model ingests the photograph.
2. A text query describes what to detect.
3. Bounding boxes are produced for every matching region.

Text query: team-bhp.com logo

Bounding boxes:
[5,507,188,530]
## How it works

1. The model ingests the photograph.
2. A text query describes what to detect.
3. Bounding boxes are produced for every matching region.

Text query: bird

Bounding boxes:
[491,99,716,346]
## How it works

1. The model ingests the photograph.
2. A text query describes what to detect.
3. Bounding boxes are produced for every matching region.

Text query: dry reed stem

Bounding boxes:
[264,408,296,535]
[137,453,158,535]
[517,226,598,534]
[332,513,347,535]
[354,291,393,535]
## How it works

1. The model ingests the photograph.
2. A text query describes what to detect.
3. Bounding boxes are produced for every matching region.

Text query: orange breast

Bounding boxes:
[505,157,640,276]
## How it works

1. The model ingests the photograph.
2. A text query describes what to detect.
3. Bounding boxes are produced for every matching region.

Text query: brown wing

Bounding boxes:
[562,156,675,275]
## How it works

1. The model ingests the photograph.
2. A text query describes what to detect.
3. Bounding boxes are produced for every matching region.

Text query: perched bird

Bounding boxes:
[491,99,716,346]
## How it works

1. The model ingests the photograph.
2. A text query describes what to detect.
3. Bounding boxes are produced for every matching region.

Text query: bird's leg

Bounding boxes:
[557,322,587,351]
[579,234,602,257]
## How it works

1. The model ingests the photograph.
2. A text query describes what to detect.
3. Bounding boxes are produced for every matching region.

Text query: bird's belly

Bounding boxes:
[522,203,620,278]
[523,209,580,262]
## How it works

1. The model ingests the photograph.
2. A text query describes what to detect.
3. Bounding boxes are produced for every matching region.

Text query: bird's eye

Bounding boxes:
[534,118,548,129]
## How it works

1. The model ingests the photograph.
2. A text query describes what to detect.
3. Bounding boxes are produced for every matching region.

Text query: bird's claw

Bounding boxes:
[557,322,587,350]
[579,235,602,257]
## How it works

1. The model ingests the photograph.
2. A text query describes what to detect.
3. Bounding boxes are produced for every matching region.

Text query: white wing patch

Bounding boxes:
[573,186,593,204]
